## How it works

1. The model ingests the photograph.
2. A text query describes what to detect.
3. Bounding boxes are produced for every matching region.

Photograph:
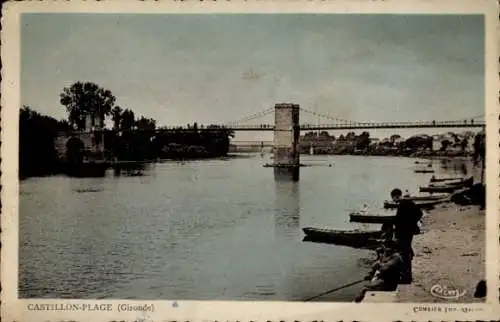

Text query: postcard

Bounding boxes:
[1,0,499,321]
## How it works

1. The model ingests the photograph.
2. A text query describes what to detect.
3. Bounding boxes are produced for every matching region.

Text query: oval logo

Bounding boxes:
[430,284,466,300]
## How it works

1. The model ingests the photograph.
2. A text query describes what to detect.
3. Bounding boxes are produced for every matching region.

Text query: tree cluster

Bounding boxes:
[19,106,71,178]
[20,81,234,177]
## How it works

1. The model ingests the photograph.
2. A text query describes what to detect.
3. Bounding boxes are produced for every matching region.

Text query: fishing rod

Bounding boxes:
[302,278,366,302]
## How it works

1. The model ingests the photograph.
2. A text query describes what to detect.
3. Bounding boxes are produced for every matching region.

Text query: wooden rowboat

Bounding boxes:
[383,198,447,209]
[430,176,473,186]
[349,212,396,224]
[430,176,467,183]
[403,194,449,201]
[302,227,383,240]
[420,176,474,193]
[419,185,460,193]
[414,169,435,173]
[302,227,384,248]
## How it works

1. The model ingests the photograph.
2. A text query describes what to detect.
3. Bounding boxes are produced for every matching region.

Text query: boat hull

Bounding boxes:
[383,198,447,209]
[404,194,449,201]
[419,185,460,193]
[302,227,384,249]
[420,177,474,193]
[430,176,467,183]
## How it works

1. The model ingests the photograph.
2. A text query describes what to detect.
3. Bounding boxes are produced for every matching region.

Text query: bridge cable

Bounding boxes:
[226,107,275,126]
[299,107,360,125]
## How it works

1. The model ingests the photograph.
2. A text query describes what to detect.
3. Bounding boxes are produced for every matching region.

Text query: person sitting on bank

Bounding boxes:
[380,222,394,242]
[389,188,423,284]
[354,241,404,302]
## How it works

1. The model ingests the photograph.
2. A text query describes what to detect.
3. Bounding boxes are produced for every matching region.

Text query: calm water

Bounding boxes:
[19,155,475,301]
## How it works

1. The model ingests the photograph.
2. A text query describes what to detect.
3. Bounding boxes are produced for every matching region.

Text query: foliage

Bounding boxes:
[19,106,70,178]
[111,105,123,130]
[440,139,451,151]
[405,135,432,150]
[355,131,370,150]
[60,81,116,130]
[120,109,135,130]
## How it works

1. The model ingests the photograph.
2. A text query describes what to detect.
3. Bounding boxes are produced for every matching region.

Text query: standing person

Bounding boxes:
[390,188,423,284]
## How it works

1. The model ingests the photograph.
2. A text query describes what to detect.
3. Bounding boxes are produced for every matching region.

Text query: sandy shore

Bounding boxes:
[396,202,485,302]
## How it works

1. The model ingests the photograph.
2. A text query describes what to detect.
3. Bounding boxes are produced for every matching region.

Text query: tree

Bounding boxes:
[135,116,156,131]
[19,105,71,178]
[319,131,330,139]
[440,139,451,151]
[120,109,135,131]
[390,134,401,144]
[111,105,123,130]
[60,81,116,130]
[346,132,356,141]
[356,131,371,150]
[405,135,431,150]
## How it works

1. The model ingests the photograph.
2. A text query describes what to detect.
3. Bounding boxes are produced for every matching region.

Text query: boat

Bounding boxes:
[302,227,384,249]
[430,176,473,188]
[302,227,383,240]
[303,236,384,250]
[383,198,447,209]
[414,169,435,173]
[401,193,450,201]
[430,176,473,185]
[430,176,467,183]
[349,212,396,224]
[420,176,474,193]
[419,185,461,193]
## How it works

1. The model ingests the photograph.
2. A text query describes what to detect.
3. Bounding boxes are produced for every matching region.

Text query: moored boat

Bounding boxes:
[303,236,384,250]
[419,185,461,193]
[430,176,467,183]
[403,193,449,201]
[302,227,384,249]
[383,198,447,209]
[302,227,383,240]
[420,176,474,193]
[349,212,396,224]
[414,169,435,173]
[430,176,473,185]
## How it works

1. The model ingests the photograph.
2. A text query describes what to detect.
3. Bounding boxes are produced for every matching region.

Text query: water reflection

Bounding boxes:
[273,180,300,241]
[437,159,471,176]
[273,167,300,181]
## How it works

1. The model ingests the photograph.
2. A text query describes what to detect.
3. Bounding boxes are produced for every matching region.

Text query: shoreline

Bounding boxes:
[396,203,485,302]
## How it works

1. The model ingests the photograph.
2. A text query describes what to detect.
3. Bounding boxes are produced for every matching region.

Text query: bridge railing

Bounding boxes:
[56,120,485,136]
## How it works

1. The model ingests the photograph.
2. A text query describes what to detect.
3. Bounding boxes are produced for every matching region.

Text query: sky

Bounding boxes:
[21,14,484,140]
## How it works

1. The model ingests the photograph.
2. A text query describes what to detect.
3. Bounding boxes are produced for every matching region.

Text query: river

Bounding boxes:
[19,154,475,301]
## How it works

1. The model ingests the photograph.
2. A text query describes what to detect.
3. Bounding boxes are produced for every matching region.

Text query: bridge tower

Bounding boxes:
[273,103,300,181]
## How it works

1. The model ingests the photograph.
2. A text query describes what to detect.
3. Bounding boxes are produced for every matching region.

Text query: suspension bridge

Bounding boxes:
[160,106,484,131]
[61,103,484,181]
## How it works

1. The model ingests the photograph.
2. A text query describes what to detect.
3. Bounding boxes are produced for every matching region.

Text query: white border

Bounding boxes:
[2,1,499,321]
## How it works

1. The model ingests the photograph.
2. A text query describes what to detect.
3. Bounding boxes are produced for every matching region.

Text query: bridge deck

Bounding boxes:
[222,122,484,131]
[58,121,485,135]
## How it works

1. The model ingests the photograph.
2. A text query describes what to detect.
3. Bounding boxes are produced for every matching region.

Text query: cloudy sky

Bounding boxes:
[21,14,484,140]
